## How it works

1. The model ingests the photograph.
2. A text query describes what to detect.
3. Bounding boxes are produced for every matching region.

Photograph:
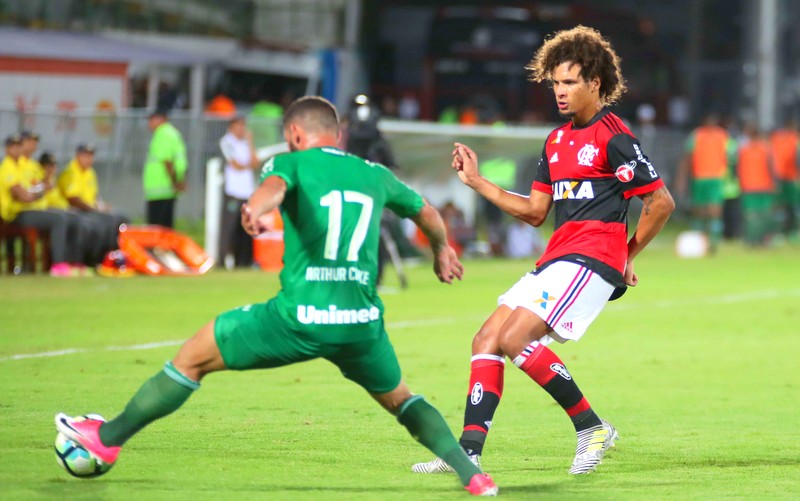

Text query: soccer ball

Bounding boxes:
[54,415,114,478]
[675,230,709,258]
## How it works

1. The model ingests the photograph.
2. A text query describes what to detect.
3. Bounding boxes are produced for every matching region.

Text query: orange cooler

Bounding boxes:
[253,209,284,271]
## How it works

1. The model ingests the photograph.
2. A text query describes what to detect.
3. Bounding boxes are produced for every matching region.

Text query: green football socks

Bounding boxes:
[708,218,723,249]
[397,395,481,485]
[99,362,199,447]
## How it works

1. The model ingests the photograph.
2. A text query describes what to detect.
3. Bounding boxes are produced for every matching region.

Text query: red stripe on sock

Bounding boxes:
[518,344,560,386]
[565,397,591,417]
[468,359,504,397]
[463,425,488,433]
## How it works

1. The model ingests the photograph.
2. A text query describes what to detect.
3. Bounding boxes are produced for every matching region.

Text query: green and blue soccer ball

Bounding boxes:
[54,415,114,478]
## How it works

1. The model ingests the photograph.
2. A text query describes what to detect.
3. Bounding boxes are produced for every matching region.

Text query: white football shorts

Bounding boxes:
[497,260,614,345]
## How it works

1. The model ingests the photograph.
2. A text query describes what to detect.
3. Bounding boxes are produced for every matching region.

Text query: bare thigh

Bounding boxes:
[498,307,553,358]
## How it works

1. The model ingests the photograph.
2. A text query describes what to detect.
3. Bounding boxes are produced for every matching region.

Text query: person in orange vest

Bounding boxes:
[769,117,799,239]
[676,114,733,252]
[738,123,777,246]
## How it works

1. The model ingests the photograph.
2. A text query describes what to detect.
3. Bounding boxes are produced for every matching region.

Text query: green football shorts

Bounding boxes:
[214,299,402,394]
[692,178,724,206]
[778,180,798,206]
[741,192,774,211]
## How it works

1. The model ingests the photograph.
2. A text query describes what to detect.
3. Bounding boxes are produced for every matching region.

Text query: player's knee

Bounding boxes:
[373,383,412,414]
[171,335,224,382]
[472,325,502,354]
[171,354,206,382]
[392,391,425,415]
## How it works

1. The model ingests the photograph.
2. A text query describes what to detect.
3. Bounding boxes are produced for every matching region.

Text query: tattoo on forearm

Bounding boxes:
[643,192,654,216]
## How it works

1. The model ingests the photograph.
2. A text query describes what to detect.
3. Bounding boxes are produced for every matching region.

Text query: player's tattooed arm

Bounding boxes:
[642,191,655,216]
[628,186,675,261]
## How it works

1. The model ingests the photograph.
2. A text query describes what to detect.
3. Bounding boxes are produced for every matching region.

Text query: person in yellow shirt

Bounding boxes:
[0,135,83,276]
[20,130,42,176]
[57,143,129,258]
[16,130,44,268]
[40,152,106,266]
[39,152,68,210]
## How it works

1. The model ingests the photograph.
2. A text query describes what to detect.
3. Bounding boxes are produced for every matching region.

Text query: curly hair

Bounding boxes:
[526,25,627,106]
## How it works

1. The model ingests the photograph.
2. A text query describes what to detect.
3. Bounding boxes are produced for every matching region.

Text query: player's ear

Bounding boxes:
[287,123,304,149]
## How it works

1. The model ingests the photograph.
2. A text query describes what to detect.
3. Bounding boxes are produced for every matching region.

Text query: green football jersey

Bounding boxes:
[260,146,424,343]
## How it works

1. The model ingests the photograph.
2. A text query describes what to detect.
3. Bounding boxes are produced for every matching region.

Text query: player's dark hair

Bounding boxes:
[526,25,627,106]
[283,96,340,133]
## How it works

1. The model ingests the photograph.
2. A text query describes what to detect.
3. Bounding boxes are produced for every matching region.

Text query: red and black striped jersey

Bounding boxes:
[532,109,665,285]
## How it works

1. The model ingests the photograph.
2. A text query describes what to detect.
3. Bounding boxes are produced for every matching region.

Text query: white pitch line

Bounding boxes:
[0,316,484,363]
[2,288,798,363]
[105,341,184,351]
[605,288,800,311]
[387,315,486,330]
[1,348,88,361]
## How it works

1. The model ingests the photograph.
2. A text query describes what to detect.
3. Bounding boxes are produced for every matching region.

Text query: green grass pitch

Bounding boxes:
[1,240,799,500]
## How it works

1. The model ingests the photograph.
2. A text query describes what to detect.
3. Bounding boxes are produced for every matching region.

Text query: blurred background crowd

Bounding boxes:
[1,0,798,274]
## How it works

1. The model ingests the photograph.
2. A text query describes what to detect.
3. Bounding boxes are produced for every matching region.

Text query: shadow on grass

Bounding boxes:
[178,483,564,495]
[39,478,113,500]
[40,477,564,497]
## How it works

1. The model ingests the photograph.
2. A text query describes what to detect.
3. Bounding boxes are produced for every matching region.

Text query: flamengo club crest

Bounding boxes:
[615,160,637,182]
[470,382,483,405]
[577,144,600,166]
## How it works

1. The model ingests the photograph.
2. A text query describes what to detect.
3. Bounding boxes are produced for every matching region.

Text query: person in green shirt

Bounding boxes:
[143,110,187,228]
[55,96,498,496]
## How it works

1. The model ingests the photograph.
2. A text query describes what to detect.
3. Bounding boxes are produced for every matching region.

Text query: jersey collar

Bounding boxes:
[319,146,345,156]
[570,108,610,130]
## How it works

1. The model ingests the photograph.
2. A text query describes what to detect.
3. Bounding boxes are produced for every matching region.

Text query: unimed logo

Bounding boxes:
[297,304,379,325]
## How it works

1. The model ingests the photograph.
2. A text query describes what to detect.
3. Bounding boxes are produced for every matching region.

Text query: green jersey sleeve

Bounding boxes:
[381,167,425,218]
[260,153,297,190]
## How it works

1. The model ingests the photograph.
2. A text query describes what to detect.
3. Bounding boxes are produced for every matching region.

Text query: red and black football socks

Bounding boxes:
[512,341,602,433]
[397,395,482,486]
[99,362,199,447]
[459,355,504,456]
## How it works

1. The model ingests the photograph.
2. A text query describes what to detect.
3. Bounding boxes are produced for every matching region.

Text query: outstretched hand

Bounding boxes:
[240,203,267,236]
[433,245,465,285]
[451,142,480,186]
